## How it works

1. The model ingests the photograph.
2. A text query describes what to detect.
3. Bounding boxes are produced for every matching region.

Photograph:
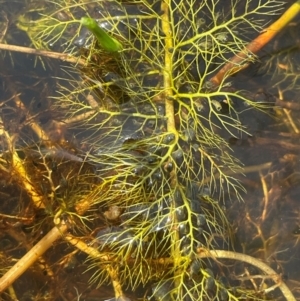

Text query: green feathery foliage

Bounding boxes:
[13,0,292,300]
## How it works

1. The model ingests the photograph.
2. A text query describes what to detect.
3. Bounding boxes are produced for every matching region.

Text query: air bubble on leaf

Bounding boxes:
[148,202,171,233]
[182,128,195,142]
[164,162,173,173]
[171,149,183,160]
[133,164,147,176]
[146,155,159,165]
[196,214,206,226]
[178,222,188,237]
[157,105,165,116]
[176,207,187,222]
[146,177,155,190]
[73,27,91,47]
[149,214,171,233]
[162,133,175,144]
[223,81,232,88]
[215,32,228,43]
[153,170,163,181]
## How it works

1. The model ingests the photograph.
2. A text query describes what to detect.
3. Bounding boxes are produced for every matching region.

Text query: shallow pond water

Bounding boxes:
[0,0,300,300]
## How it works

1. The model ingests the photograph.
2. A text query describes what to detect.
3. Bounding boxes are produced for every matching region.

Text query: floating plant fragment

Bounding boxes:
[80,16,123,52]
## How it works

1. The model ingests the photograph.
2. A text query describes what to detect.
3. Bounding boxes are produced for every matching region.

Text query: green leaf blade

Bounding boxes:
[80,16,123,52]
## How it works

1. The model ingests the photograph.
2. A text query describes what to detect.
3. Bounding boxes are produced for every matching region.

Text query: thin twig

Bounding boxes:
[0,223,68,293]
[2,129,46,209]
[0,43,86,66]
[64,235,126,299]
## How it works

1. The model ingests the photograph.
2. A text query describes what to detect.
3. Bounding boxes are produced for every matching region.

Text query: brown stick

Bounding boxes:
[0,223,68,292]
[64,235,125,299]
[210,1,300,86]
[0,43,86,66]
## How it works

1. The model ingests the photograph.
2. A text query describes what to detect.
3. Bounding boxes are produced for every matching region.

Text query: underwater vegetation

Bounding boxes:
[0,0,300,300]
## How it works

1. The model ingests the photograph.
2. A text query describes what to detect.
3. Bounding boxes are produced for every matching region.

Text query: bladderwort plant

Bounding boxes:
[0,0,299,300]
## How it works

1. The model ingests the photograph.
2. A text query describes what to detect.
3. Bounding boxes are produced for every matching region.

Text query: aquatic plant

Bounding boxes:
[0,0,299,300]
